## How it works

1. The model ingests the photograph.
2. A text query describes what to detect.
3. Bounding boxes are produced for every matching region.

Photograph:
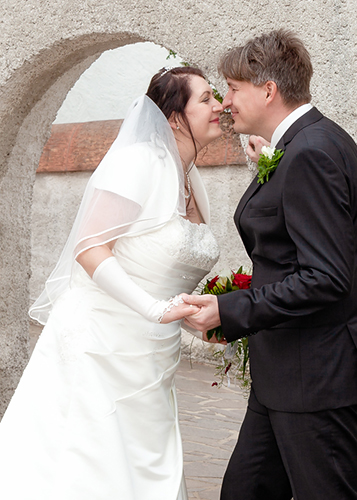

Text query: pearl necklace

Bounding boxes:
[185,170,191,199]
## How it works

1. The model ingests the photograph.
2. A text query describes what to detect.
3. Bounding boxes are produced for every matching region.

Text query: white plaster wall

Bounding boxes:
[54,42,183,123]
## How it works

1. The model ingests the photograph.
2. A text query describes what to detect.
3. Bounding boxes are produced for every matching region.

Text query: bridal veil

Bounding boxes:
[30,95,186,324]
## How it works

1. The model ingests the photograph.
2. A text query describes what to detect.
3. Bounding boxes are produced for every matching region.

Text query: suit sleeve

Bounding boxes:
[218,146,354,341]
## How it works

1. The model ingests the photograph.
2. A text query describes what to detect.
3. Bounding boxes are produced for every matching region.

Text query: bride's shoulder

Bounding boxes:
[109,141,153,160]
[99,142,157,177]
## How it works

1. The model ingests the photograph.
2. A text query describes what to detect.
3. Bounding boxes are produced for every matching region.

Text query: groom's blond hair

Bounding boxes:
[219,29,313,106]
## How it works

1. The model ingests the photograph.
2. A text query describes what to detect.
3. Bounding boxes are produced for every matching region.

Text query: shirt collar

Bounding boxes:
[270,103,313,149]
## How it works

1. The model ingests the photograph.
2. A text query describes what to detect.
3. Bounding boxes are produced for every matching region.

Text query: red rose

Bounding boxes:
[207,275,219,290]
[232,273,252,289]
[225,362,232,374]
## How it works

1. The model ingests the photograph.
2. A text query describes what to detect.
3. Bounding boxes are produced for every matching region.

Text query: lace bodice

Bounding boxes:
[128,216,220,271]
[71,216,219,301]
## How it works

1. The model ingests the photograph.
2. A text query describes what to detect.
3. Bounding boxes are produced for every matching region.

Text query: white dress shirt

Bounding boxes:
[270,103,313,149]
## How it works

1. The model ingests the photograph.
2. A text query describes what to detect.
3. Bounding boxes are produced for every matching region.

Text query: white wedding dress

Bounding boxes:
[0,215,219,499]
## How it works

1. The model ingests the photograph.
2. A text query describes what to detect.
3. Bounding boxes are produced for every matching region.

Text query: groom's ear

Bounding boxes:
[264,81,278,104]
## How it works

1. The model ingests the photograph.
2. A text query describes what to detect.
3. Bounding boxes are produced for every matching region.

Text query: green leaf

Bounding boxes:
[207,327,224,342]
[257,149,284,184]
[226,280,233,292]
[212,87,223,103]
[206,329,215,340]
[166,49,177,60]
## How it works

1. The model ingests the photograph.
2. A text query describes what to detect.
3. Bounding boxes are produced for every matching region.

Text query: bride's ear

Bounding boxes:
[168,111,180,131]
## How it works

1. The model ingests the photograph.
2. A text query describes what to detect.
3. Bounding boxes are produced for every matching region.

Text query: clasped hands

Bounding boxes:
[160,292,226,344]
[184,293,226,344]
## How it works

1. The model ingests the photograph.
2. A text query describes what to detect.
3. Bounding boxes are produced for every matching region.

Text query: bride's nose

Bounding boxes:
[213,101,224,113]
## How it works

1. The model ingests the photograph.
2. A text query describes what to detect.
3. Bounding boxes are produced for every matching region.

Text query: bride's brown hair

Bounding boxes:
[146,66,206,163]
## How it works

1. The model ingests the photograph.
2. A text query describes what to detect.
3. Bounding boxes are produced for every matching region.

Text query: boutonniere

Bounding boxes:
[257,146,284,185]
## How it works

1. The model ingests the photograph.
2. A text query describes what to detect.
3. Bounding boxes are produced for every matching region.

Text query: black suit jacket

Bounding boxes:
[218,108,357,412]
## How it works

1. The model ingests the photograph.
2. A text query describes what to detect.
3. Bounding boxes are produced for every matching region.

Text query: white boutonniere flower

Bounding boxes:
[257,146,284,185]
[261,145,275,160]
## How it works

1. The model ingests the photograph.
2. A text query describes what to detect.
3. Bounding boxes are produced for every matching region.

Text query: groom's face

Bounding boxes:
[223,78,267,135]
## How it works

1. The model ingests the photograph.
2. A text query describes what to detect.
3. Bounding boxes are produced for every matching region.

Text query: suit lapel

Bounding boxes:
[235,173,261,235]
[235,107,323,231]
[276,107,323,150]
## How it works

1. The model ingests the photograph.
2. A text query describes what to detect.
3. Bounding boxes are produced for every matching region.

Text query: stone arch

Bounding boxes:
[0,32,193,416]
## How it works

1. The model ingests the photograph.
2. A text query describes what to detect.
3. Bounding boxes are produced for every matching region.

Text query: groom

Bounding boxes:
[184,29,357,499]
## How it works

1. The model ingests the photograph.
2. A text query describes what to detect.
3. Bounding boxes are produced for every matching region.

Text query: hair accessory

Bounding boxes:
[160,66,175,78]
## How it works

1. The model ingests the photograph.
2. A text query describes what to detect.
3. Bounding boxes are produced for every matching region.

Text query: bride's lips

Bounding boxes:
[210,117,220,124]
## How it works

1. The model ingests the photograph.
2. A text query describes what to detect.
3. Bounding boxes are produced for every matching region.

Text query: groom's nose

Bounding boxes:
[222,93,232,110]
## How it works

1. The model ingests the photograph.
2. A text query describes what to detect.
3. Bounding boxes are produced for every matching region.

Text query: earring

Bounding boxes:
[176,125,180,130]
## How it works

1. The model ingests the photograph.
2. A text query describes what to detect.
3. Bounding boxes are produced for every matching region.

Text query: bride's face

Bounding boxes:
[183,75,224,150]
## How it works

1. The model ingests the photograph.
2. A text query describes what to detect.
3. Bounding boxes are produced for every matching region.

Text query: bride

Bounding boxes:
[0,66,223,499]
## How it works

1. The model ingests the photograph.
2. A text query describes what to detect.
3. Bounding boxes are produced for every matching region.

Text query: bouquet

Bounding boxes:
[201,267,252,392]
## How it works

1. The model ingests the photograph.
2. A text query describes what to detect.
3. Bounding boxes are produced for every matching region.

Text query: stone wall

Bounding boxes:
[1,0,357,415]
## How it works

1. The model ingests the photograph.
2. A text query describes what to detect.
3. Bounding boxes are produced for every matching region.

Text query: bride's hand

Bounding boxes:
[159,295,200,324]
[246,135,270,163]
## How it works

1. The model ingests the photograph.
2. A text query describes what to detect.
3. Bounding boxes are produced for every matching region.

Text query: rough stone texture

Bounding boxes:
[1,0,357,415]
[30,171,91,304]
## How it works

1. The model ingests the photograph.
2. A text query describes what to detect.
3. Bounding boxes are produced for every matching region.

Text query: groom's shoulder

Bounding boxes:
[307,107,354,140]
[291,107,357,152]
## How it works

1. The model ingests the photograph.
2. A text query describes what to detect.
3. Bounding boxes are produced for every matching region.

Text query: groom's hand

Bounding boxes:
[181,294,221,336]
[246,135,270,163]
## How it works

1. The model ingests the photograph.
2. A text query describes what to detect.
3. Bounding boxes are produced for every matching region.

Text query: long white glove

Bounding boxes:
[92,256,181,323]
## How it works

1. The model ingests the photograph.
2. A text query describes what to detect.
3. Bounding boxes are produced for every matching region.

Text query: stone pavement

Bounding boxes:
[29,324,247,500]
[176,359,247,500]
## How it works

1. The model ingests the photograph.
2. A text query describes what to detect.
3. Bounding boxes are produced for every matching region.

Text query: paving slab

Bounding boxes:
[176,359,247,500]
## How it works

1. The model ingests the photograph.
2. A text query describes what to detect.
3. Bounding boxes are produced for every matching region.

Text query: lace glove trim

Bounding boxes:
[157,295,184,323]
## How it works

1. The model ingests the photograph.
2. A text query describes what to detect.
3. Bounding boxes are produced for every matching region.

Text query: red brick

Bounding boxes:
[37,119,246,173]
